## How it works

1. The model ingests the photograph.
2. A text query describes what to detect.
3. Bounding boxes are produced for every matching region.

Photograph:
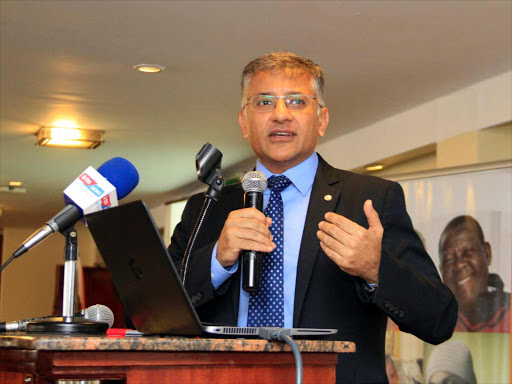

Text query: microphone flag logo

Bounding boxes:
[64,166,119,215]
[101,195,111,209]
[79,172,105,197]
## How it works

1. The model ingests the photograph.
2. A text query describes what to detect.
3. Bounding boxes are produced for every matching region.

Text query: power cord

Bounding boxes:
[257,327,303,384]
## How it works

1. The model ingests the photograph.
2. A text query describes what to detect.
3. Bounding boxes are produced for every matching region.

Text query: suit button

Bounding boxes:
[393,309,399,315]
[384,301,390,308]
[399,311,404,318]
[191,293,201,304]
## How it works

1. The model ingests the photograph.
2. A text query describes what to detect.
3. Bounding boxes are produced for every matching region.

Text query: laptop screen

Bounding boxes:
[85,200,204,335]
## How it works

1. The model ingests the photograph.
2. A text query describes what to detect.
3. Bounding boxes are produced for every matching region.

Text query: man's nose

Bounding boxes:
[453,253,467,270]
[271,98,293,122]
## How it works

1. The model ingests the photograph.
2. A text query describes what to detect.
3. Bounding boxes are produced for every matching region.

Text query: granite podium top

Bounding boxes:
[0,333,355,354]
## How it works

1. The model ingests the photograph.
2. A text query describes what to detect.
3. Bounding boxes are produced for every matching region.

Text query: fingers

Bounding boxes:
[363,200,383,232]
[227,207,272,236]
[318,220,352,248]
[324,200,382,234]
[317,205,383,282]
[217,208,275,267]
[317,228,350,257]
[317,232,357,276]
[319,240,348,270]
[323,212,360,235]
[223,223,275,250]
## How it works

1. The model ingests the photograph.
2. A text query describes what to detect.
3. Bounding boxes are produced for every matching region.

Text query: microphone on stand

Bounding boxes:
[0,304,114,332]
[2,158,139,335]
[10,157,139,261]
[241,171,268,293]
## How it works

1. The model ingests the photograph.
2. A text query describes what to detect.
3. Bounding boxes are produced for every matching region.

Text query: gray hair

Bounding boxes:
[240,52,326,110]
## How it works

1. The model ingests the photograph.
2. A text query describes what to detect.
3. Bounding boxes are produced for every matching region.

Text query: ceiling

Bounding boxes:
[1,1,511,226]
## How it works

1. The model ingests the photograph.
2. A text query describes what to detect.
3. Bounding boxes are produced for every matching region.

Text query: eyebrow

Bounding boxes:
[255,91,304,96]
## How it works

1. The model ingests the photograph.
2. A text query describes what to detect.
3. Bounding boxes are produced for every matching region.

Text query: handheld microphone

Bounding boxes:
[0,304,114,332]
[11,157,139,259]
[241,171,268,293]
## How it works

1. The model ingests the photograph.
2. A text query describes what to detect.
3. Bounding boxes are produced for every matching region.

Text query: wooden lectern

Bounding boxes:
[0,334,355,384]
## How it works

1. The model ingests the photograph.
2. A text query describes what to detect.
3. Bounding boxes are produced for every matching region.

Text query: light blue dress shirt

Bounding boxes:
[210,152,318,328]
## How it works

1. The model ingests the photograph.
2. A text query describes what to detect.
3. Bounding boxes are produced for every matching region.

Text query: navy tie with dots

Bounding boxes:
[247,175,292,327]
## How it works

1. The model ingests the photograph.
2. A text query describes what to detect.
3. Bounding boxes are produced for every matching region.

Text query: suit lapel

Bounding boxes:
[293,156,343,326]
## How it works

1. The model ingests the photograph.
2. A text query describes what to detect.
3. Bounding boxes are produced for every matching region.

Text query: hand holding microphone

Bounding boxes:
[216,171,273,292]
[241,171,270,292]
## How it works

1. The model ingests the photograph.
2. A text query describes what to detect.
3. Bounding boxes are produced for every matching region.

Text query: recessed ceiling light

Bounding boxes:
[133,64,166,73]
[365,164,384,172]
[8,181,23,187]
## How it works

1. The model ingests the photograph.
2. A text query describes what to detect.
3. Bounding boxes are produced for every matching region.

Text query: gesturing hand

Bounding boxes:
[317,200,383,284]
[217,208,275,268]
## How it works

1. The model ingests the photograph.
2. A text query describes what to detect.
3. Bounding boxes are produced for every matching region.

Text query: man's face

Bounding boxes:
[440,226,491,311]
[238,71,329,174]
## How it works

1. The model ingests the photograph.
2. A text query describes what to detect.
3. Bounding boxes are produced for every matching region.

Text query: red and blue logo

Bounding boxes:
[101,195,112,209]
[79,173,105,197]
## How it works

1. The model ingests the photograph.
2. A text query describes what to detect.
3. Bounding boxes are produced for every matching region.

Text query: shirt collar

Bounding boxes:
[256,152,318,196]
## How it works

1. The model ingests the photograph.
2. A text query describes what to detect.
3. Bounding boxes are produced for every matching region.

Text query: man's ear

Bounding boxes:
[484,241,492,265]
[238,109,249,139]
[318,107,329,137]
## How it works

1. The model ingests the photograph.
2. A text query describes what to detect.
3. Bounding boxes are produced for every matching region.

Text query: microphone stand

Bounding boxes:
[180,176,224,286]
[26,225,108,334]
[180,143,224,286]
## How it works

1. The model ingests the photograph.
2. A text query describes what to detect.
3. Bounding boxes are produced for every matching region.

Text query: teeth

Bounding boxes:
[274,132,292,136]
[458,276,471,285]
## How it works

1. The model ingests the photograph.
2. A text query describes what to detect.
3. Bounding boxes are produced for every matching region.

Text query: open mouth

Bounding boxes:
[269,131,295,137]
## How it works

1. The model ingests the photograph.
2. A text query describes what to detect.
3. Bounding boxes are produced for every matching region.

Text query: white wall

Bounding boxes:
[318,71,512,170]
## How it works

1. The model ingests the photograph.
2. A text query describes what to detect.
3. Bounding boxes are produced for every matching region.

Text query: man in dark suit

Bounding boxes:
[169,52,457,383]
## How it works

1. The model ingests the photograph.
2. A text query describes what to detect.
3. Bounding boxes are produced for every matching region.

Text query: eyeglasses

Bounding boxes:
[245,94,322,112]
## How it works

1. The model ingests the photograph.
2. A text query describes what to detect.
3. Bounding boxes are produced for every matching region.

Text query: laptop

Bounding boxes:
[85,200,337,338]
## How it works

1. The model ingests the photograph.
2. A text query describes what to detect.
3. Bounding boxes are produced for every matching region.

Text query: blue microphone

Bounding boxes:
[97,157,140,200]
[12,157,139,258]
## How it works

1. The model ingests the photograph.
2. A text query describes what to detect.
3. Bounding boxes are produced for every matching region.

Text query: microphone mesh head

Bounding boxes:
[242,171,267,193]
[83,304,115,328]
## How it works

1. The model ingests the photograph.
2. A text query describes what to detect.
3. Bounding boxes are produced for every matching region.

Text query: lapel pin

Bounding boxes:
[324,194,332,201]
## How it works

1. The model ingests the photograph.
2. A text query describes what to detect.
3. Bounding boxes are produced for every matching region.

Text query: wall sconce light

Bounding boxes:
[0,181,27,193]
[36,127,105,149]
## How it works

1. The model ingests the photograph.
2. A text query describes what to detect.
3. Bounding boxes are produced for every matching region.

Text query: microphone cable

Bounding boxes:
[181,197,214,284]
[0,254,16,273]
